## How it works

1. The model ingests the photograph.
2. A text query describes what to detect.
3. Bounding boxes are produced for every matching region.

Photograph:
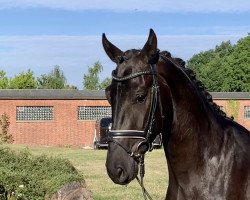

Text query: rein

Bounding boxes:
[108,63,163,200]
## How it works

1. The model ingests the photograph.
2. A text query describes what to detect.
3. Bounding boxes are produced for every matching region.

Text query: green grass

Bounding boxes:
[3,144,169,199]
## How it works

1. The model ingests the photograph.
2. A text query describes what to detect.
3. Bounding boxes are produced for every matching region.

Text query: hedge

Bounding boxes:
[0,147,84,200]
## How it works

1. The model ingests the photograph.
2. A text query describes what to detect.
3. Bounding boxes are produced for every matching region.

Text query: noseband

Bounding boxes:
[108,63,163,200]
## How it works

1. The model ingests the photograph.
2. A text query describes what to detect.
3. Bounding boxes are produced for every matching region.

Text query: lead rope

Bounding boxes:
[136,156,153,200]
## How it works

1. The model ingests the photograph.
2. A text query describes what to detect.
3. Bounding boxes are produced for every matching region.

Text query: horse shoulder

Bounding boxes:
[223,124,250,199]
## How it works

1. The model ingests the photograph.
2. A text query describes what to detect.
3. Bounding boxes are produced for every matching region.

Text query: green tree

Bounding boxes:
[187,36,249,92]
[63,84,78,90]
[222,36,250,91]
[8,69,37,89]
[100,77,112,90]
[37,65,76,89]
[83,61,111,90]
[0,70,9,89]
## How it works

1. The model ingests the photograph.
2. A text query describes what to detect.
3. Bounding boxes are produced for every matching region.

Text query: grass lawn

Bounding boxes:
[3,144,169,200]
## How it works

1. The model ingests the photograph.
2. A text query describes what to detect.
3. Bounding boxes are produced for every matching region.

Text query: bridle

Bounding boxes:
[108,63,162,157]
[107,62,164,200]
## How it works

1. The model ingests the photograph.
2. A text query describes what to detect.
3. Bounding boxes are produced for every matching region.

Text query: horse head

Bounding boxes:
[102,29,171,185]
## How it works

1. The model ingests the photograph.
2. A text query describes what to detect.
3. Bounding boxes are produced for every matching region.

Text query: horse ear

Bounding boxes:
[102,33,123,64]
[142,29,158,63]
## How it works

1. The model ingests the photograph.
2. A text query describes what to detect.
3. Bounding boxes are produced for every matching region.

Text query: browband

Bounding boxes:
[112,70,154,82]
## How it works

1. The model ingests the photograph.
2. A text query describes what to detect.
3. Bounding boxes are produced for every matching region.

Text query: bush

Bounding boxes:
[0,147,84,199]
[0,113,13,144]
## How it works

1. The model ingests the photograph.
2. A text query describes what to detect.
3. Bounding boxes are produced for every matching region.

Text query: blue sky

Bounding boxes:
[0,0,249,88]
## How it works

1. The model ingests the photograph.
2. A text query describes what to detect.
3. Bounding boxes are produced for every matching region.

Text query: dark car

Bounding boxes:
[152,133,162,148]
[93,117,162,149]
[93,117,112,149]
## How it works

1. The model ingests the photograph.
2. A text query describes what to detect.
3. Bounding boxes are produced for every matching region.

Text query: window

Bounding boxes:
[16,106,53,121]
[78,106,111,120]
[244,106,250,119]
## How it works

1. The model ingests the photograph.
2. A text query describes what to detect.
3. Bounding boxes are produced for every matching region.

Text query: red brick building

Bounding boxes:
[213,92,250,131]
[0,90,109,148]
[0,90,249,147]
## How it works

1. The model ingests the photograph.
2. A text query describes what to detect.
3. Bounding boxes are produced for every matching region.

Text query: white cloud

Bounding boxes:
[0,34,245,88]
[0,0,250,12]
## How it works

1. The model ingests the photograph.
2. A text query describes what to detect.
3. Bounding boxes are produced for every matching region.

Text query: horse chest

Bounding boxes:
[201,155,234,198]
[167,152,238,199]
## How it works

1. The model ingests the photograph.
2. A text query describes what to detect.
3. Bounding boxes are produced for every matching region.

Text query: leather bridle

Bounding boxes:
[107,62,164,200]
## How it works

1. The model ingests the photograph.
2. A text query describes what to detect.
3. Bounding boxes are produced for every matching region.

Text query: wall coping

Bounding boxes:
[210,92,250,100]
[0,90,249,100]
[0,89,106,100]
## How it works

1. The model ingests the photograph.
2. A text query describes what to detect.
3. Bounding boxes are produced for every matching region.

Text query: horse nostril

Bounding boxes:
[116,166,128,183]
[117,167,123,177]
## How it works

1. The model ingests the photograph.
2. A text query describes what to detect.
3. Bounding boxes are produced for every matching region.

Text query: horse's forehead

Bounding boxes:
[117,51,147,73]
[125,57,145,67]
[124,50,146,62]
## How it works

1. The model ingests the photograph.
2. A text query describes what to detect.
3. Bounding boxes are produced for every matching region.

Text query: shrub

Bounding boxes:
[0,147,84,199]
[0,113,13,144]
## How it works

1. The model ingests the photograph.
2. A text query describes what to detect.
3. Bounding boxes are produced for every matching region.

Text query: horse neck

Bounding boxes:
[158,59,223,168]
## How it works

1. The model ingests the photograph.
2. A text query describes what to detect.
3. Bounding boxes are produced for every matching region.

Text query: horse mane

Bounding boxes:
[118,49,230,120]
[160,51,231,120]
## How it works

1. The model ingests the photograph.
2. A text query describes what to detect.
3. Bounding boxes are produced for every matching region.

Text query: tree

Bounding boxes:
[83,61,111,90]
[222,36,250,92]
[63,84,78,90]
[37,65,76,89]
[187,36,250,92]
[83,61,102,90]
[100,77,112,90]
[8,69,37,89]
[0,70,9,89]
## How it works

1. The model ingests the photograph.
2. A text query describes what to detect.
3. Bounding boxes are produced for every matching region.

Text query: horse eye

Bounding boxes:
[136,94,146,104]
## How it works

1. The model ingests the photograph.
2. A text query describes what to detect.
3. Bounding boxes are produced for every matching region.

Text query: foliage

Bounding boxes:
[100,77,112,90]
[221,36,250,92]
[37,65,74,89]
[187,35,250,92]
[83,61,102,90]
[0,66,78,89]
[83,61,111,90]
[0,147,84,199]
[63,84,78,90]
[0,113,13,144]
[226,100,240,121]
[0,71,9,89]
[8,70,37,89]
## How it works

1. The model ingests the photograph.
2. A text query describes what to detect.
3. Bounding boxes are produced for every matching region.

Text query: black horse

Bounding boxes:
[102,29,250,199]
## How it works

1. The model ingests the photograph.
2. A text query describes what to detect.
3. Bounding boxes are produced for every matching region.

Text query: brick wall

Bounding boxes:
[214,99,250,131]
[0,99,109,147]
[0,95,249,147]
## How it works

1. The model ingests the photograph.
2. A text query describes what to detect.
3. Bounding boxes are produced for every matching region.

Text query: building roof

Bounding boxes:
[210,92,250,100]
[0,90,249,100]
[0,89,106,100]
